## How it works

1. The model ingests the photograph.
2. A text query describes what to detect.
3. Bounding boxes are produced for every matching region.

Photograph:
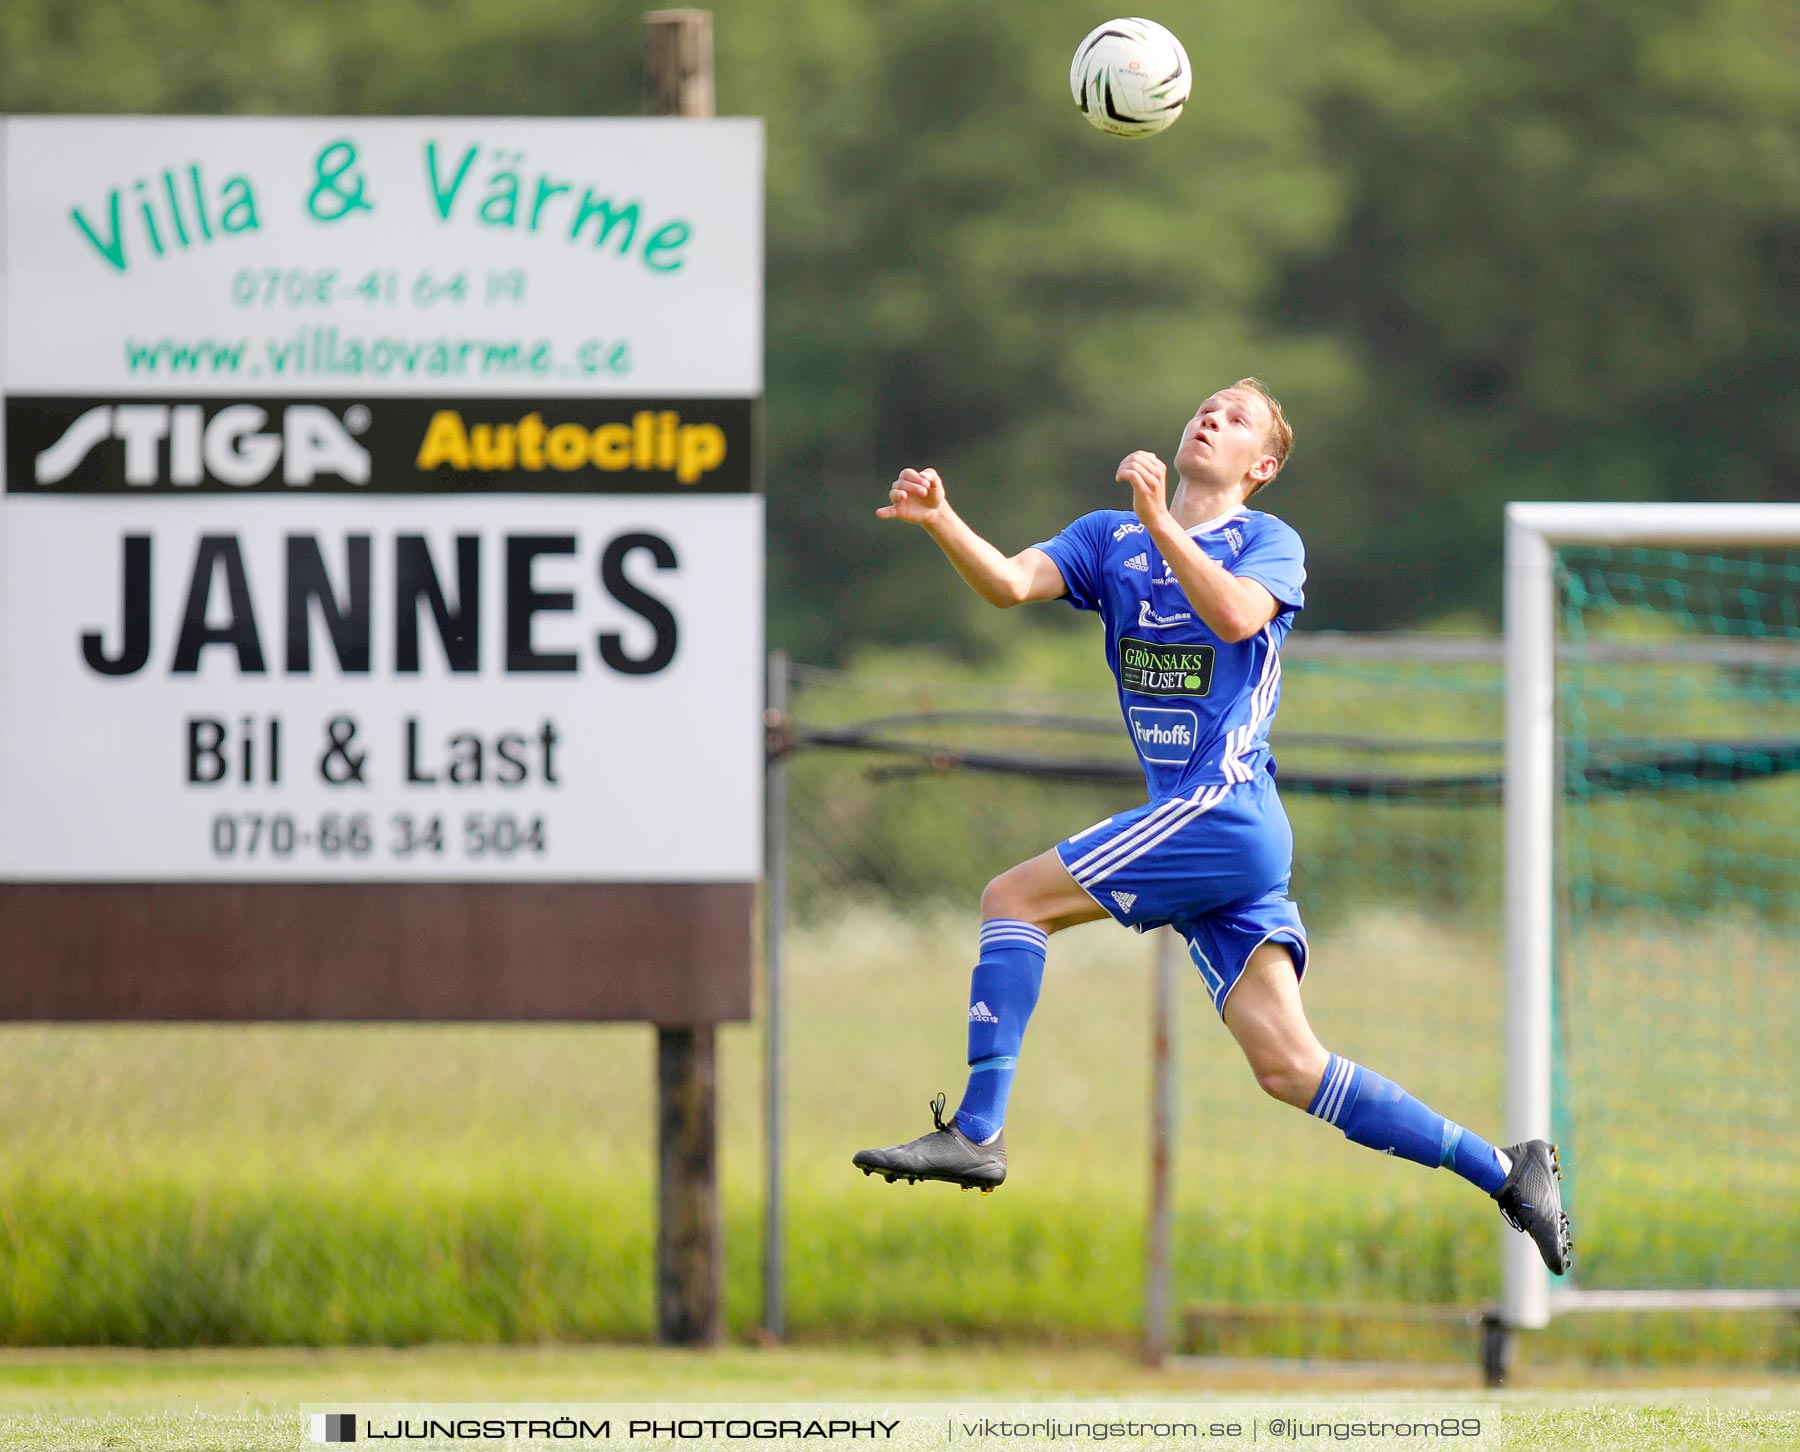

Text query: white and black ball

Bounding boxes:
[1070,17,1192,139]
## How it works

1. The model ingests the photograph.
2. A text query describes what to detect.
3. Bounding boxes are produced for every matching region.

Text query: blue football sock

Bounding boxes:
[953,918,1048,1143]
[1308,1053,1509,1194]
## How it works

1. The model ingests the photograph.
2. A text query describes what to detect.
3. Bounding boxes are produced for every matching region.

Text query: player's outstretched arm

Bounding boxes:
[877,467,1067,608]
[1117,450,1279,643]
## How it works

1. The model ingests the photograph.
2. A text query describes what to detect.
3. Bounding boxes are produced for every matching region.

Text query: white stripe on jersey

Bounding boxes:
[1220,625,1282,783]
[1224,629,1281,784]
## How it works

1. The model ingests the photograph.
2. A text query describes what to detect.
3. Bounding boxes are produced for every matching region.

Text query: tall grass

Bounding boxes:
[0,905,1792,1354]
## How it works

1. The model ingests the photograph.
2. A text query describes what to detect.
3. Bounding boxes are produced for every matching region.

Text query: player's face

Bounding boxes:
[1173,389,1274,491]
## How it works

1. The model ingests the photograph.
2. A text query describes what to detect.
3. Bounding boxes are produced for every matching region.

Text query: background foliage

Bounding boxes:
[5,0,1797,659]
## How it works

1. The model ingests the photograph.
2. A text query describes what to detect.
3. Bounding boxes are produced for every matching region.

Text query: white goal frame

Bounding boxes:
[1502,501,1800,1331]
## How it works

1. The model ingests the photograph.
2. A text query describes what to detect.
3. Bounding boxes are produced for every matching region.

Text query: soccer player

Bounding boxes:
[851,379,1572,1276]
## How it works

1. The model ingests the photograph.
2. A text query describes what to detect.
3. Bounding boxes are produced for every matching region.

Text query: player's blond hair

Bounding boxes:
[1232,377,1292,497]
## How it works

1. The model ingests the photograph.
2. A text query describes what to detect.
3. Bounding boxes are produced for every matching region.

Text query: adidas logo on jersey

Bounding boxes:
[969,1000,1000,1023]
[1124,552,1149,572]
[1110,891,1138,913]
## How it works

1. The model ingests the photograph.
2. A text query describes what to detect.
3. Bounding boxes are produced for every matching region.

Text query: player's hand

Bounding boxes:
[877,467,948,526]
[1118,451,1169,525]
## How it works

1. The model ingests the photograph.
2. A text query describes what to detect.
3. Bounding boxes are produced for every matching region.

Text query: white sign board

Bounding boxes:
[3,116,762,396]
[1,116,764,883]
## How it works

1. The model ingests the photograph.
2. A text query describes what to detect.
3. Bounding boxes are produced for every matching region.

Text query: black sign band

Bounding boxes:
[5,395,759,495]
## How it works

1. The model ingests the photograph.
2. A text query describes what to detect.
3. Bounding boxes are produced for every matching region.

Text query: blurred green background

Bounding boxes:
[5,0,1797,662]
[3,0,1798,1366]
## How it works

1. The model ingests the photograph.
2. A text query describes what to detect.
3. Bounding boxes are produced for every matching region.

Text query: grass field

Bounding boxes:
[0,1345,1796,1450]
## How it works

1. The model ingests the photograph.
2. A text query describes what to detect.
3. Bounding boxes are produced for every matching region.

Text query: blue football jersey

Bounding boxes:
[1033,507,1306,800]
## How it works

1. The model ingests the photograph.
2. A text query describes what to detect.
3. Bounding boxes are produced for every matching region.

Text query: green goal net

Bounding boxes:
[1554,542,1800,1296]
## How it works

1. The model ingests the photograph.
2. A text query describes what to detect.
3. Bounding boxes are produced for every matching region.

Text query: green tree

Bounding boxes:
[5,0,1797,658]
[1280,0,1800,620]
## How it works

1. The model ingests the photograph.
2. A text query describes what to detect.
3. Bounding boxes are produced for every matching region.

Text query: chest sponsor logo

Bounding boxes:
[1136,600,1193,630]
[1119,637,1215,697]
[1112,521,1146,542]
[1127,706,1199,764]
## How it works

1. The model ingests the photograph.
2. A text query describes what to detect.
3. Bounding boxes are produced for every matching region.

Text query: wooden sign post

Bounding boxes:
[646,6,723,1349]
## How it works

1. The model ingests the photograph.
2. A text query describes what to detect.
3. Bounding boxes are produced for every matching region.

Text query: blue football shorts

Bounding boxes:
[1055,769,1310,1016]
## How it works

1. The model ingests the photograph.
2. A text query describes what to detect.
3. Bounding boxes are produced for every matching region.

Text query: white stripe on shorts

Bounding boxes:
[1066,785,1216,885]
[1078,784,1232,889]
[1065,794,1190,876]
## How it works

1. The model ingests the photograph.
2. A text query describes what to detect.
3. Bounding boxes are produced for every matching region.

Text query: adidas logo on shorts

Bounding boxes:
[1110,891,1138,913]
[968,1000,1000,1023]
[1124,552,1149,572]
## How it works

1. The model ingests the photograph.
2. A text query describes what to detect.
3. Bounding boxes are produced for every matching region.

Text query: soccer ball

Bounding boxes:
[1069,17,1192,138]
